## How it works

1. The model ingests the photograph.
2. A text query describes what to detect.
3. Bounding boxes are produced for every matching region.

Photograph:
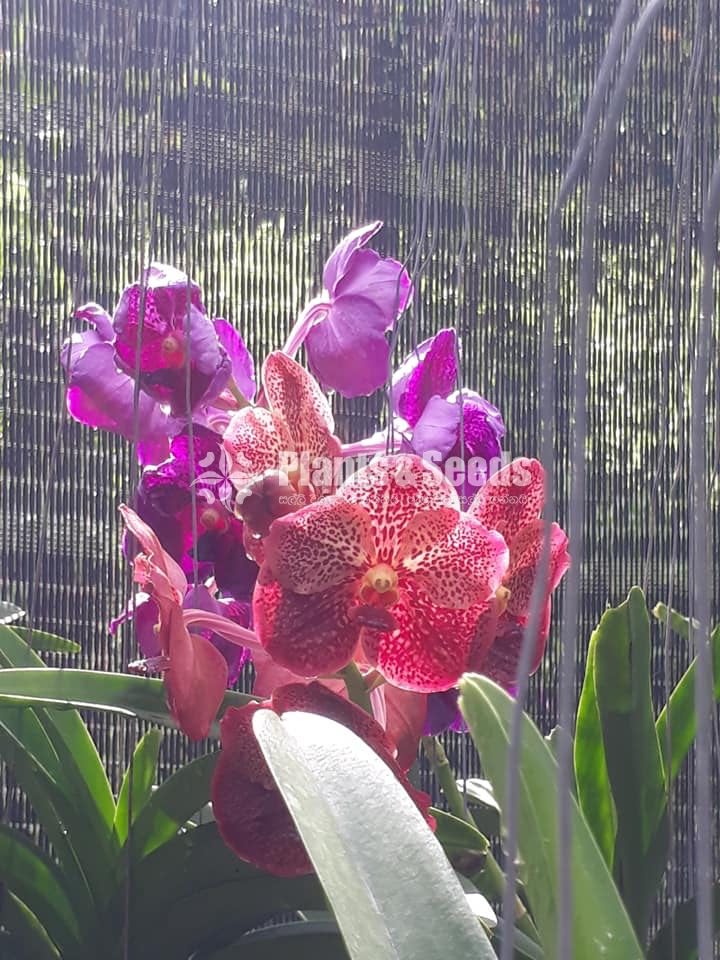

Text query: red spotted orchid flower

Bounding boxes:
[252,454,509,693]
[223,352,342,540]
[467,457,570,686]
[211,681,433,876]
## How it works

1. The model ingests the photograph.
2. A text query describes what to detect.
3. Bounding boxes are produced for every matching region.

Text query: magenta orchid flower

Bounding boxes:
[391,329,505,508]
[283,222,412,398]
[135,424,258,601]
[61,304,178,466]
[112,263,233,414]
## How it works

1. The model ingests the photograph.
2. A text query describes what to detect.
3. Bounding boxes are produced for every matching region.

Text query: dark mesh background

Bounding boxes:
[1,0,718,934]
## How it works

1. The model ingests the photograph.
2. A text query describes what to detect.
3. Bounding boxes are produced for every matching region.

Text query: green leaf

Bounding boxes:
[253,709,497,960]
[128,751,218,860]
[0,825,82,956]
[10,627,81,654]
[647,883,720,960]
[430,807,489,854]
[456,777,502,836]
[200,920,350,960]
[0,722,106,936]
[0,667,254,734]
[652,607,720,784]
[0,889,61,960]
[120,823,324,960]
[0,627,115,831]
[459,674,644,960]
[592,587,668,939]
[574,631,617,868]
[114,728,163,844]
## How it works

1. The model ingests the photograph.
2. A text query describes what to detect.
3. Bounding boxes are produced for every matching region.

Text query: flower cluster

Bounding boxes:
[64,223,569,877]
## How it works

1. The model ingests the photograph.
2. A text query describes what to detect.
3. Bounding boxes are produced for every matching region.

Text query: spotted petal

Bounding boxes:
[253,576,360,677]
[339,454,459,562]
[223,406,294,489]
[262,497,373,594]
[505,519,570,618]
[469,458,545,543]
[391,329,458,427]
[360,578,481,692]
[400,514,508,609]
[263,352,336,450]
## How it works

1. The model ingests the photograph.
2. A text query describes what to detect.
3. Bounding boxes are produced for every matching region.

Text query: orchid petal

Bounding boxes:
[263,351,336,451]
[304,296,392,397]
[119,505,187,600]
[223,406,294,489]
[333,249,412,317]
[253,576,360,677]
[360,579,481,693]
[504,519,570,618]
[401,515,508,610]
[339,454,460,562]
[468,457,545,543]
[213,318,256,402]
[262,497,373,594]
[163,602,228,741]
[322,220,383,292]
[391,329,458,427]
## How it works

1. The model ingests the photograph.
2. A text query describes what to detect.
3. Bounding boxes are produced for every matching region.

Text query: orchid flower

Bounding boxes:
[391,329,505,509]
[211,681,433,876]
[61,303,178,466]
[468,457,570,686]
[224,352,342,540]
[282,222,412,398]
[119,506,258,740]
[135,424,258,601]
[253,454,509,692]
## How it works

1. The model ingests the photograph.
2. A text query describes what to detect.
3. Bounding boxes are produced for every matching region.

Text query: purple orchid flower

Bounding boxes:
[61,303,178,466]
[283,222,412,398]
[112,263,232,415]
[391,329,506,509]
[134,424,258,602]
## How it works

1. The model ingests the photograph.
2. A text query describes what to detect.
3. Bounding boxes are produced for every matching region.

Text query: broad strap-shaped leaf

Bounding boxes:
[652,605,720,784]
[647,882,720,960]
[0,889,61,960]
[127,752,218,860]
[0,627,115,830]
[0,667,254,733]
[459,674,644,960]
[574,631,616,868]
[253,709,497,960]
[9,627,81,654]
[118,822,324,960]
[0,825,83,957]
[0,722,108,936]
[114,728,163,844]
[593,587,668,939]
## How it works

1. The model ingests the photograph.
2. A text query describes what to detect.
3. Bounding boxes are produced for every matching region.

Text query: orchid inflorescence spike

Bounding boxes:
[64,222,569,876]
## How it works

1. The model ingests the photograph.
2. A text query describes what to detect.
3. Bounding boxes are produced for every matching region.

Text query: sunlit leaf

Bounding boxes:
[114,728,163,844]
[10,627,81,654]
[574,631,616,868]
[459,674,644,960]
[254,709,497,960]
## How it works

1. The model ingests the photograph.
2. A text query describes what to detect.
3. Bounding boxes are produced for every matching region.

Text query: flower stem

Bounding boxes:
[421,735,541,945]
[339,662,373,716]
[227,377,250,408]
[282,300,329,358]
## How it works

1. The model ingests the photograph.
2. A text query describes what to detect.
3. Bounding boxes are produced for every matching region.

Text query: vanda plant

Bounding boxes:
[0,225,717,959]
